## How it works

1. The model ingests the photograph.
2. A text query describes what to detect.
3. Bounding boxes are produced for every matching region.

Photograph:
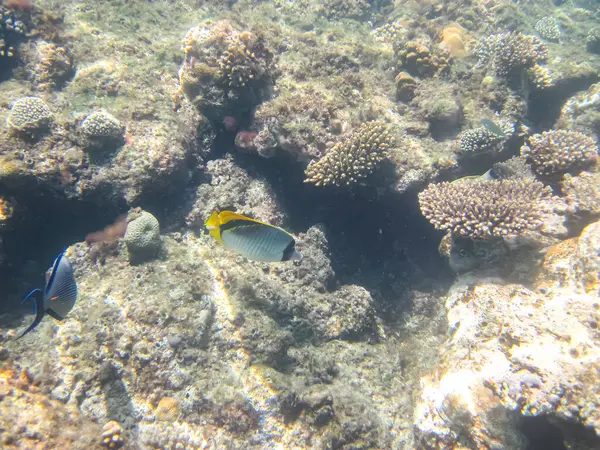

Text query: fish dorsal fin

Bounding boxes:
[219,211,295,238]
[218,210,265,225]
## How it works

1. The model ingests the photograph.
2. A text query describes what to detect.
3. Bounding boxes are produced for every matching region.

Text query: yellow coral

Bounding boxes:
[440,24,468,58]
[154,396,181,421]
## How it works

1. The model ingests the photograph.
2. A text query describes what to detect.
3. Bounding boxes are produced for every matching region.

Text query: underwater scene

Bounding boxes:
[2,0,600,448]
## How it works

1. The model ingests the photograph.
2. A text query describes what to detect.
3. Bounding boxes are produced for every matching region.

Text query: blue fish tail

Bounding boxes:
[18,289,45,339]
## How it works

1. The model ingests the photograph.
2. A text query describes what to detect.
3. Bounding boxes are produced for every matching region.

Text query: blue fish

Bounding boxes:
[19,250,78,339]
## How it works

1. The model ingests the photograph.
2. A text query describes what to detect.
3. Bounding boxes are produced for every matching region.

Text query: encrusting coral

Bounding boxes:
[520,130,598,179]
[418,179,553,239]
[304,122,393,187]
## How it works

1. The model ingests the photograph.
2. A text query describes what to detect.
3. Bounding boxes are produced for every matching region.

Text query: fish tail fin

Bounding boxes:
[18,289,45,339]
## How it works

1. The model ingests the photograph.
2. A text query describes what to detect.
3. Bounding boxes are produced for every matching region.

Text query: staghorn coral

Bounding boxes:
[179,20,273,123]
[474,31,548,78]
[520,130,598,178]
[418,179,553,239]
[304,122,392,187]
[534,17,560,43]
[5,96,52,134]
[526,64,553,89]
[124,210,161,263]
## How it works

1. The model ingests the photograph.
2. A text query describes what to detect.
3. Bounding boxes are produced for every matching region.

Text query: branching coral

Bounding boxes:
[418,179,553,239]
[520,130,598,178]
[535,17,560,43]
[474,31,547,78]
[459,128,503,153]
[304,122,392,187]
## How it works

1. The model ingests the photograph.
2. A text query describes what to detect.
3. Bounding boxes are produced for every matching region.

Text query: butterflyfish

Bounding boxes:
[19,250,78,338]
[205,210,303,262]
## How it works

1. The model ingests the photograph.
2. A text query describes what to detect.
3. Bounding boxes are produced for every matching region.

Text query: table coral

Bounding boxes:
[418,179,553,239]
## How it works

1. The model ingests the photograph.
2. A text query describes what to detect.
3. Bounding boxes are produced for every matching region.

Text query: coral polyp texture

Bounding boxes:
[534,17,560,42]
[474,31,548,78]
[5,96,53,134]
[304,122,392,187]
[80,111,123,139]
[418,179,553,239]
[458,127,503,153]
[124,210,161,263]
[520,130,598,178]
[395,39,449,78]
[179,20,273,122]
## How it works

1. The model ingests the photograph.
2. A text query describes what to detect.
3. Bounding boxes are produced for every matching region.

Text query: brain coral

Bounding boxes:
[124,211,161,263]
[418,179,553,239]
[6,97,52,133]
[520,130,598,178]
[304,122,392,187]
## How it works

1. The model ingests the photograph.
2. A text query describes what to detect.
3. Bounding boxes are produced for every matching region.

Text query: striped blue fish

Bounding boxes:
[205,210,303,262]
[19,250,78,338]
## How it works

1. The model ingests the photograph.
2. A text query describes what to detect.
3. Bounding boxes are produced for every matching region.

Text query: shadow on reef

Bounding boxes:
[0,187,127,314]
[223,142,454,302]
[519,414,600,450]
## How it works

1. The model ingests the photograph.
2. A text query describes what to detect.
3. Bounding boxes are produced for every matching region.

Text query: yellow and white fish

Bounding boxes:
[205,210,303,262]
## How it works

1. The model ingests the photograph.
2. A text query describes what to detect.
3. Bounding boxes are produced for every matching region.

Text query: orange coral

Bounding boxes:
[440,24,468,58]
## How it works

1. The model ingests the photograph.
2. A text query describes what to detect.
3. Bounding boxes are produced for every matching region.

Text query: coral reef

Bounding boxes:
[587,27,600,55]
[304,122,392,187]
[414,219,600,448]
[5,96,52,135]
[520,130,598,179]
[179,20,273,123]
[534,16,560,42]
[395,39,449,78]
[562,171,600,216]
[124,210,161,263]
[30,41,74,91]
[474,32,547,78]
[458,127,503,153]
[80,111,123,139]
[0,6,25,62]
[418,179,553,239]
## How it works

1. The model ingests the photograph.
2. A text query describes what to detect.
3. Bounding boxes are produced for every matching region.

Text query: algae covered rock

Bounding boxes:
[124,210,161,263]
[179,20,274,123]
